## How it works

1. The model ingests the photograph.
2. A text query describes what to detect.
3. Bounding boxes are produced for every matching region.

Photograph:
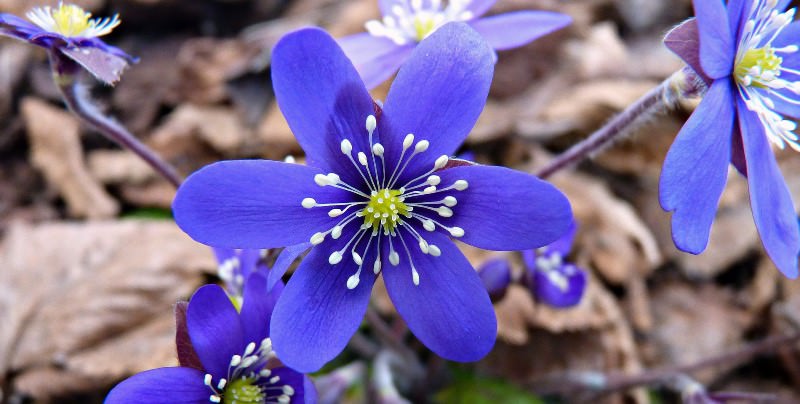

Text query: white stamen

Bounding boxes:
[415,140,430,153]
[230,355,242,367]
[217,379,227,390]
[347,273,360,289]
[454,180,469,190]
[443,196,457,207]
[358,151,369,166]
[426,175,441,186]
[434,155,449,169]
[329,251,343,265]
[373,258,382,274]
[373,143,385,156]
[204,374,213,386]
[301,198,316,208]
[310,232,326,245]
[412,267,420,285]
[352,251,363,265]
[436,206,453,217]
[341,139,353,155]
[423,219,435,232]
[403,134,415,150]
[366,114,377,133]
[449,227,465,237]
[332,226,343,239]
[428,244,441,257]
[210,396,221,403]
[389,250,400,265]
[329,209,344,217]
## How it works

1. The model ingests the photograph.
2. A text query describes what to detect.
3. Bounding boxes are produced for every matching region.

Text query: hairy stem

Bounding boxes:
[535,67,706,179]
[52,58,182,188]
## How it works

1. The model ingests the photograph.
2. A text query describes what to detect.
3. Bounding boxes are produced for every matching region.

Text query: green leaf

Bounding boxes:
[435,369,545,404]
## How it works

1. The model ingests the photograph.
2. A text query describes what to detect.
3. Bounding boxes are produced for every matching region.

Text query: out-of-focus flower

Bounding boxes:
[522,221,586,308]
[338,0,571,88]
[173,23,573,372]
[661,0,800,278]
[477,257,512,302]
[0,2,136,84]
[105,273,314,403]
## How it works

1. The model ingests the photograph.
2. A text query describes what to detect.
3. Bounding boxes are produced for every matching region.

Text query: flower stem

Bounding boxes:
[535,67,706,179]
[51,57,182,188]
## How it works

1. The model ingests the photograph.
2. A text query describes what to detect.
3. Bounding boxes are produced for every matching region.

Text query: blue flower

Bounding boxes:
[338,0,571,88]
[0,2,136,84]
[477,257,512,301]
[661,0,800,278]
[522,222,586,308]
[105,272,313,403]
[173,23,573,372]
[214,244,310,303]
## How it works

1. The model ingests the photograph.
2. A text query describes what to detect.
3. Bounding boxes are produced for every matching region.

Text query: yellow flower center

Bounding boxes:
[362,189,410,233]
[50,4,93,36]
[736,46,783,89]
[223,377,264,404]
[26,3,121,38]
[412,15,438,41]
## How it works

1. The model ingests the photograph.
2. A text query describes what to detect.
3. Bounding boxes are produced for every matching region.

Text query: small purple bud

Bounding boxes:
[477,258,512,302]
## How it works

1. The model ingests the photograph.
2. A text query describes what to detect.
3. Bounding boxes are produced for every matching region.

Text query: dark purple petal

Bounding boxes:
[663,19,712,86]
[240,272,281,344]
[339,33,414,89]
[543,220,577,257]
[434,165,573,251]
[477,257,511,301]
[105,367,210,404]
[379,22,493,183]
[468,11,571,51]
[263,367,308,403]
[660,79,734,253]
[270,232,377,372]
[272,27,379,186]
[186,284,244,378]
[692,0,734,79]
[382,231,496,362]
[465,0,497,17]
[738,100,800,279]
[175,301,203,371]
[0,13,42,40]
[268,243,311,292]
[531,263,586,308]
[731,120,748,176]
[173,160,347,249]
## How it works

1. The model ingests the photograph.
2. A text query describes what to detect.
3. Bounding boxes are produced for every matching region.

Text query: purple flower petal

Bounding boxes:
[465,0,497,18]
[468,11,571,51]
[738,100,800,279]
[477,257,511,301]
[543,220,577,257]
[663,19,712,86]
[660,79,734,253]
[531,263,586,308]
[693,0,734,79]
[726,0,748,40]
[382,232,496,362]
[435,164,573,251]
[268,243,311,292]
[302,376,318,404]
[379,22,493,183]
[0,13,42,40]
[240,273,281,345]
[272,27,379,186]
[186,284,244,378]
[267,367,309,403]
[173,160,346,249]
[731,121,748,176]
[339,33,414,89]
[270,232,377,372]
[60,45,131,85]
[105,367,210,404]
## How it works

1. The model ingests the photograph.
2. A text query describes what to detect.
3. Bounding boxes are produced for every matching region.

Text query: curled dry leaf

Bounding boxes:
[22,97,119,220]
[0,220,216,400]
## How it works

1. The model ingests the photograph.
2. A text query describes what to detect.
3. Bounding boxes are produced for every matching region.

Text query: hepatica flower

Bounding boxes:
[338,0,571,88]
[0,2,135,84]
[106,272,312,403]
[661,0,800,278]
[173,23,572,372]
[522,222,586,308]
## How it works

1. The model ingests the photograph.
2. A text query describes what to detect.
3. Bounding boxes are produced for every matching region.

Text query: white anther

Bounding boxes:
[278,396,291,404]
[230,355,242,367]
[352,251,363,265]
[284,385,296,395]
[204,374,213,386]
[210,396,221,403]
[443,196,457,207]
[301,198,316,208]
[217,378,227,390]
[366,114,377,133]
[328,209,344,217]
[449,227,465,237]
[423,220,435,231]
[454,180,469,190]
[260,369,272,377]
[415,140,430,153]
[437,206,453,217]
[283,155,296,163]
[428,244,441,256]
[373,143,385,156]
[403,134,415,149]
[347,274,360,289]
[434,155,449,169]
[423,186,437,194]
[341,139,353,155]
[412,267,420,285]
[332,226,343,239]
[327,173,340,183]
[244,342,256,356]
[358,151,368,166]
[427,175,441,185]
[270,376,281,384]
[389,250,400,265]
[784,45,799,53]
[310,232,326,245]
[314,174,330,186]
[329,251,343,265]
[419,239,429,253]
[374,258,382,274]
[780,120,797,131]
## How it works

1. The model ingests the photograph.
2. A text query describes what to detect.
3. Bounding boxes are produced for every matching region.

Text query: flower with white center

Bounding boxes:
[337,0,571,88]
[0,2,136,84]
[173,23,573,372]
[661,0,800,278]
[106,274,314,403]
[522,221,586,308]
